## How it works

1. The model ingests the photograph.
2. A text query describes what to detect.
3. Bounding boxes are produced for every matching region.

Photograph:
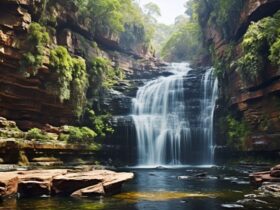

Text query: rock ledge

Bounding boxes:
[0,169,134,198]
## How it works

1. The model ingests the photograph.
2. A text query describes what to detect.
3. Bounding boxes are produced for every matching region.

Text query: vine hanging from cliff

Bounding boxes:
[20,23,49,76]
[49,46,88,118]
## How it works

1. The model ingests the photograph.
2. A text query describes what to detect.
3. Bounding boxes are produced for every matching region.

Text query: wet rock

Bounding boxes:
[178,174,218,180]
[194,172,208,178]
[244,194,257,198]
[236,198,268,205]
[231,180,250,185]
[260,183,280,197]
[221,204,244,208]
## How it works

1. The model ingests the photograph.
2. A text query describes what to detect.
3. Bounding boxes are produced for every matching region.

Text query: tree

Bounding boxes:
[143,2,161,23]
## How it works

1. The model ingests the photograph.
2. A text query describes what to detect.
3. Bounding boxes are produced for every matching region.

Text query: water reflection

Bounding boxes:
[1,168,279,210]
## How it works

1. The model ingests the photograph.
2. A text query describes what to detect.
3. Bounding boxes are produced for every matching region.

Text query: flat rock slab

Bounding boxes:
[53,170,134,196]
[250,164,280,184]
[17,169,67,197]
[0,169,134,198]
[71,171,134,197]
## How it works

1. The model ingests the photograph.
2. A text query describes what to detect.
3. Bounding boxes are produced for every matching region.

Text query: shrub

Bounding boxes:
[63,126,97,144]
[26,128,48,141]
[85,109,114,138]
[226,115,249,150]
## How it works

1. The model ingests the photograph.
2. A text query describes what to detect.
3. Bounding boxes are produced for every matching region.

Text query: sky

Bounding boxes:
[139,0,187,25]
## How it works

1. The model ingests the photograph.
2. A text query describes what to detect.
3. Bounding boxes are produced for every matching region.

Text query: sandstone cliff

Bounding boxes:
[202,0,280,151]
[0,0,158,130]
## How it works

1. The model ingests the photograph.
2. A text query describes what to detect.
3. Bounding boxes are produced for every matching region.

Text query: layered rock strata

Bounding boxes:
[0,169,133,198]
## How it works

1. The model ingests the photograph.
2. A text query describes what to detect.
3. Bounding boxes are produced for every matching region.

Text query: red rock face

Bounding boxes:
[0,0,75,129]
[205,1,280,151]
[0,0,156,130]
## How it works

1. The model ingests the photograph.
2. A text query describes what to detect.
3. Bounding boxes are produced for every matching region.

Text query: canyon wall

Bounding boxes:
[0,0,160,130]
[202,0,280,152]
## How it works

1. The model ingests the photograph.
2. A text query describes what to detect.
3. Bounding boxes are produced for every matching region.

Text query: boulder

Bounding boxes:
[0,172,18,198]
[250,164,280,184]
[259,183,280,197]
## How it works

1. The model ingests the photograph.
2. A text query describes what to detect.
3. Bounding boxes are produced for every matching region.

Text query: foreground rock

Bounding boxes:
[259,183,280,198]
[250,164,280,184]
[0,172,18,198]
[0,169,133,199]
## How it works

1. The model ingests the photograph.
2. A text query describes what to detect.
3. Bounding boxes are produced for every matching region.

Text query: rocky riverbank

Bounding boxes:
[0,117,101,165]
[0,169,133,199]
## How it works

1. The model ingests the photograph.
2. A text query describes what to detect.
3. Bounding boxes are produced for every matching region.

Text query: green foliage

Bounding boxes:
[61,126,97,144]
[269,38,280,66]
[49,46,88,117]
[71,58,89,117]
[26,128,48,141]
[120,1,157,47]
[152,23,174,55]
[71,0,124,34]
[236,11,280,83]
[69,0,156,51]
[226,115,249,150]
[188,0,244,39]
[211,43,235,78]
[85,109,114,138]
[143,2,161,20]
[20,23,49,76]
[89,57,123,90]
[161,20,203,62]
[50,46,73,102]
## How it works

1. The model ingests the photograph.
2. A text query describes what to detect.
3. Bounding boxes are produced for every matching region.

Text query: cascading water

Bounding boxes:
[199,68,218,164]
[132,63,218,166]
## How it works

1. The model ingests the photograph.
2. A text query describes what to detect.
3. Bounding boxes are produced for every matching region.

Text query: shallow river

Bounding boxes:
[1,166,279,210]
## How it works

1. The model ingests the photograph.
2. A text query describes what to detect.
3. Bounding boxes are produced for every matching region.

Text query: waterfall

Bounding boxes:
[132,63,218,166]
[199,68,218,164]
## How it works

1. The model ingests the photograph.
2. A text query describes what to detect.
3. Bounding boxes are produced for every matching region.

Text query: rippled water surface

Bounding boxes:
[2,167,279,210]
